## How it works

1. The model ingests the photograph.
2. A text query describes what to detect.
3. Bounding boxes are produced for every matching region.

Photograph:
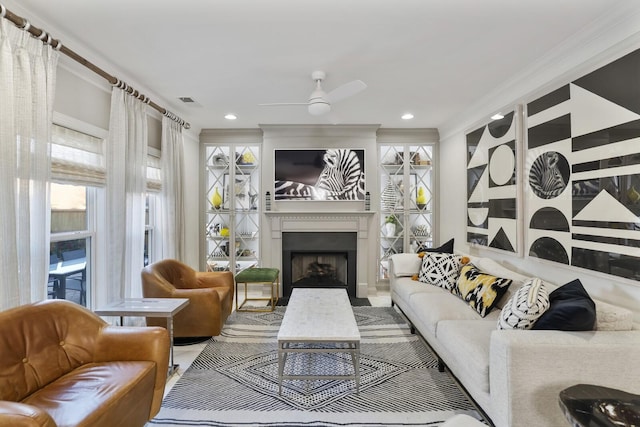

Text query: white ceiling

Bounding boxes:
[8,0,640,132]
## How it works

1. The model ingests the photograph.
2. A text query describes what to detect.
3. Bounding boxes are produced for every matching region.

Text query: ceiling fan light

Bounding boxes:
[308,102,331,116]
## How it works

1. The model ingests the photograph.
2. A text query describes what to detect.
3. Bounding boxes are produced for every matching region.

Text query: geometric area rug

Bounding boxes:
[147,307,483,427]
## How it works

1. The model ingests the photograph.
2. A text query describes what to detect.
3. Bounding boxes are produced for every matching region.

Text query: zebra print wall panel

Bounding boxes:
[466,110,519,253]
[525,47,640,281]
[274,149,365,201]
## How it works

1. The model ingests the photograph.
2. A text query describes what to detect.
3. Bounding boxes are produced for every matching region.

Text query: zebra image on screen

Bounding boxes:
[275,149,365,200]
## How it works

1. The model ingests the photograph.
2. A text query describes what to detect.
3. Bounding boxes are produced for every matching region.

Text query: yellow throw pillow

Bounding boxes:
[456,264,513,317]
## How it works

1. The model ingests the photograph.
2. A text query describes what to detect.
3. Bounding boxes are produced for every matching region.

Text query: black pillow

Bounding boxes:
[418,238,454,254]
[532,279,596,331]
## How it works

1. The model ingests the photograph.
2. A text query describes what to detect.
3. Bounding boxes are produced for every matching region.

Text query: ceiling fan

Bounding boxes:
[259,71,367,116]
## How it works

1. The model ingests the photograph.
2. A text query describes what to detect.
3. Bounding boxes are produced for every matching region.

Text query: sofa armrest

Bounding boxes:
[0,401,57,427]
[489,329,640,427]
[389,254,422,278]
[94,326,169,418]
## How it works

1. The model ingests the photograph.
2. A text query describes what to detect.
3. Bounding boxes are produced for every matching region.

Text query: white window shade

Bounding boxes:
[52,124,162,191]
[146,153,161,192]
[51,125,105,186]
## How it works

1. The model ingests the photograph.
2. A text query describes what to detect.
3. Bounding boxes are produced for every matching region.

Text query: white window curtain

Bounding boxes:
[0,20,59,309]
[157,117,185,261]
[104,88,148,305]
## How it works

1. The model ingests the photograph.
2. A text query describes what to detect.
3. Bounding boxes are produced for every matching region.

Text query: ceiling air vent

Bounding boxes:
[179,97,196,103]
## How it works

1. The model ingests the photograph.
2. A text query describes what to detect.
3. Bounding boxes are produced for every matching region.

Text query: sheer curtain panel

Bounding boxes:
[0,20,58,309]
[159,117,185,261]
[104,88,148,306]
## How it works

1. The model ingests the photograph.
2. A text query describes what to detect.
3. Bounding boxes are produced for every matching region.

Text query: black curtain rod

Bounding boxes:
[0,3,191,129]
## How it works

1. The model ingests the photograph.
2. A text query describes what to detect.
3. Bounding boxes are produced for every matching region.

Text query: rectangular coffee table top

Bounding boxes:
[277,288,360,342]
[94,298,189,318]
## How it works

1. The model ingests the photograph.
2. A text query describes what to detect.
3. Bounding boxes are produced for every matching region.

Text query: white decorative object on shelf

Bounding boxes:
[384,222,396,237]
[413,224,430,237]
[381,180,397,210]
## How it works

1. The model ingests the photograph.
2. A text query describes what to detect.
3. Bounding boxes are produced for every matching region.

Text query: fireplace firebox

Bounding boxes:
[282,232,357,298]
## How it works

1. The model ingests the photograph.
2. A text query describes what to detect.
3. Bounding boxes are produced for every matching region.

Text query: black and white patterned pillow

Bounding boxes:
[498,278,550,330]
[418,253,462,293]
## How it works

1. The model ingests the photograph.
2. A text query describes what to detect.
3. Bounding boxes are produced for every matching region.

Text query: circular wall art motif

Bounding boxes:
[489,145,515,186]
[529,237,569,264]
[529,151,570,199]
[468,207,489,227]
[529,207,570,231]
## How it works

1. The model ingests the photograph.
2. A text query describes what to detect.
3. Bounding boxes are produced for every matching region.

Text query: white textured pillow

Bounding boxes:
[390,253,422,277]
[418,253,462,292]
[595,300,633,331]
[498,278,550,330]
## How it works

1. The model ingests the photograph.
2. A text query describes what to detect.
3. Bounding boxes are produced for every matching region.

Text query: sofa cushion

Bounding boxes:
[456,264,513,318]
[418,237,454,254]
[436,320,496,394]
[409,292,500,336]
[497,278,550,330]
[532,279,596,331]
[418,252,462,292]
[595,300,634,331]
[392,276,444,306]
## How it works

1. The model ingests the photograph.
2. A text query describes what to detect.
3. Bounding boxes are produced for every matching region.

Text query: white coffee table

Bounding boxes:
[277,288,360,394]
[94,298,189,376]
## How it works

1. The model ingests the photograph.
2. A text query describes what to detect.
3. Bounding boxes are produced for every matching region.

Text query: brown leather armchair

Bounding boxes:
[0,299,169,427]
[141,259,234,338]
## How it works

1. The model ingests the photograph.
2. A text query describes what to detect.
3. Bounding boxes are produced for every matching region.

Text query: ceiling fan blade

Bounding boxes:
[325,80,367,104]
[258,102,309,106]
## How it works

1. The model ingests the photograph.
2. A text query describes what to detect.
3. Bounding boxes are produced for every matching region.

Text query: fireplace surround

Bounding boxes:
[264,211,374,298]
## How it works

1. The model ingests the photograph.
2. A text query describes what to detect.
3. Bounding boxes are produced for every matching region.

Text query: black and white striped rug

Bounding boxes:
[148,307,481,427]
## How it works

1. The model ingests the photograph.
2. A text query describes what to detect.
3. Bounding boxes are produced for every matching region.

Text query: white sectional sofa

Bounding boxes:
[389,252,640,427]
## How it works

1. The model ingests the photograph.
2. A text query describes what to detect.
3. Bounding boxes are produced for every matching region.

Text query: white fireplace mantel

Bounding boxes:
[264,211,376,298]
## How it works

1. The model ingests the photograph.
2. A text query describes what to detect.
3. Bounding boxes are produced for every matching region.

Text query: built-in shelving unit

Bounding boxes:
[200,130,262,274]
[378,139,436,281]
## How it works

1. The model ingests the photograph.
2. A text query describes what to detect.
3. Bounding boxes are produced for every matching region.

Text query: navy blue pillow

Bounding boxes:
[532,279,596,331]
[418,238,454,254]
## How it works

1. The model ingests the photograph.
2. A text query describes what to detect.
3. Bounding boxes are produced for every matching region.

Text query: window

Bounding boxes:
[145,148,162,266]
[49,183,94,307]
[48,119,105,307]
[144,194,155,266]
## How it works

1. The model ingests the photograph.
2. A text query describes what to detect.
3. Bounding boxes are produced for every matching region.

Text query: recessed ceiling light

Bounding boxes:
[401,113,414,120]
[224,114,237,120]
[491,113,504,120]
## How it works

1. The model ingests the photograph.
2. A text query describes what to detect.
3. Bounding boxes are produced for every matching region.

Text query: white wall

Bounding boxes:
[439,15,640,321]
[181,131,201,269]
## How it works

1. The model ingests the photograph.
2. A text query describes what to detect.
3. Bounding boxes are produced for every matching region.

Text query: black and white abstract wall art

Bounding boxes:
[466,109,519,253]
[525,47,640,281]
[274,149,365,201]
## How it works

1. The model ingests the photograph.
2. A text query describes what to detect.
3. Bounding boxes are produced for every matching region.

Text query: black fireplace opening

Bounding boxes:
[282,232,357,298]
